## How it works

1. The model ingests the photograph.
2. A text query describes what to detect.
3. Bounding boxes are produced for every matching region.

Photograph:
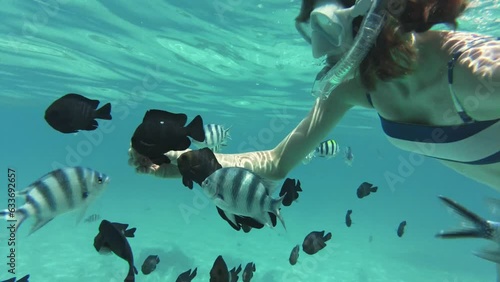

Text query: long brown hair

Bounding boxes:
[296,0,470,90]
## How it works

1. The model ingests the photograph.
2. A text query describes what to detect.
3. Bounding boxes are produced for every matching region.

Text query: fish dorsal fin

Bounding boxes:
[112,222,129,232]
[143,109,187,126]
[65,93,100,109]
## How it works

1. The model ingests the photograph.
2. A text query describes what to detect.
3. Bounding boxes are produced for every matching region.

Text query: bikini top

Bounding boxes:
[367,36,500,165]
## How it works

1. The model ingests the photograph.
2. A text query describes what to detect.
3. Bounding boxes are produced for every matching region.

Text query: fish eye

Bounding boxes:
[97,176,103,184]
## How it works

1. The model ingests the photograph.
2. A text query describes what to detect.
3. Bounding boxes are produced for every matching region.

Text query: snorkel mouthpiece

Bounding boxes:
[312,0,388,100]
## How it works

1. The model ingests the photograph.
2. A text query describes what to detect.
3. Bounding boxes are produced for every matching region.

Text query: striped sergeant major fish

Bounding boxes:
[193,124,231,152]
[201,167,286,230]
[303,139,340,164]
[0,167,110,234]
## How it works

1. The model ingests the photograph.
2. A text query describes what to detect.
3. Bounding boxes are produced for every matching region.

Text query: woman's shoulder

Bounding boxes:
[441,30,498,55]
[415,30,497,54]
[417,30,498,76]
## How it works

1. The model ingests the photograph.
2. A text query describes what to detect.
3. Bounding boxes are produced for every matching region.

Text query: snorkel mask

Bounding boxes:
[296,0,406,99]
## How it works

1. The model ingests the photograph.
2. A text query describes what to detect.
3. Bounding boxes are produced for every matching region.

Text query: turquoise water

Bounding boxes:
[1,1,499,281]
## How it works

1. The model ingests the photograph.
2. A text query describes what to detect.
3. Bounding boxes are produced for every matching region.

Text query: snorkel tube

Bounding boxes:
[312,0,402,99]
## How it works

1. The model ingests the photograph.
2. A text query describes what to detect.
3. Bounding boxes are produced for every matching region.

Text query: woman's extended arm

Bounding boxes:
[128,80,357,180]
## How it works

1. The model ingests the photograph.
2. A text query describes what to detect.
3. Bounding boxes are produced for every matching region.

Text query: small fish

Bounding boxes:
[242,262,256,282]
[303,139,340,164]
[141,255,160,275]
[397,221,407,237]
[93,220,138,282]
[201,167,286,230]
[177,149,274,232]
[2,275,30,282]
[289,245,300,265]
[131,109,205,165]
[84,214,101,223]
[176,268,197,282]
[193,124,231,152]
[344,146,354,166]
[210,255,229,282]
[0,167,110,234]
[302,231,332,255]
[357,182,378,199]
[94,222,136,248]
[315,139,340,158]
[229,264,242,282]
[345,210,353,227]
[279,178,303,207]
[44,93,112,133]
[177,148,222,189]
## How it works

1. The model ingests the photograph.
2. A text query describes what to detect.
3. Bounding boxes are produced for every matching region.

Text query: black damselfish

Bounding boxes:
[45,93,111,133]
[141,255,160,275]
[131,109,205,165]
[93,220,138,282]
[279,178,303,206]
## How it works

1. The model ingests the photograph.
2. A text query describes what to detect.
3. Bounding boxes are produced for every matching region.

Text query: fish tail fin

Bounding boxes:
[190,267,198,279]
[436,195,493,240]
[124,227,136,238]
[371,186,378,193]
[271,196,286,231]
[225,126,232,140]
[1,208,28,233]
[94,103,112,120]
[186,115,205,142]
[323,232,332,242]
[125,265,137,281]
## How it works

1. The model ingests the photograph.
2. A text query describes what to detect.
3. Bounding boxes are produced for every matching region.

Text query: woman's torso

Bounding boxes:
[348,30,500,190]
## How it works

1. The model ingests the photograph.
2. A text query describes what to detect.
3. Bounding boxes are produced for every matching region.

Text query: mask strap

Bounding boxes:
[351,0,373,17]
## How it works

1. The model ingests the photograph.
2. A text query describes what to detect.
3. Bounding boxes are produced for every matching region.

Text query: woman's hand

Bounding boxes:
[127,146,187,178]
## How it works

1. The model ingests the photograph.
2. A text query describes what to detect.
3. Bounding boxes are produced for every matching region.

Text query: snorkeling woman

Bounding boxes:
[128,0,500,190]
